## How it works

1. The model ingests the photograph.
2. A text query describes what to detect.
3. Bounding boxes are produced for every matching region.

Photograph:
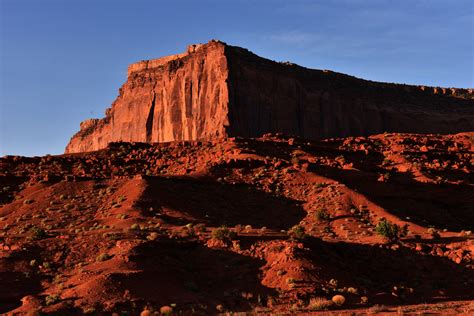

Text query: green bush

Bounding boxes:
[45,294,60,306]
[212,226,236,242]
[375,219,407,242]
[29,226,47,240]
[316,209,330,221]
[288,225,307,240]
[96,253,111,262]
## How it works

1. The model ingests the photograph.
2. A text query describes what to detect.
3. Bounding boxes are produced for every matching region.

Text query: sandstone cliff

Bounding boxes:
[65,40,474,153]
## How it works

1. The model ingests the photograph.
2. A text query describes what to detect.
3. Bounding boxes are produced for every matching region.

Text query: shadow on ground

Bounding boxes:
[310,165,474,231]
[138,176,305,230]
[304,237,474,305]
[111,238,275,312]
[0,248,43,313]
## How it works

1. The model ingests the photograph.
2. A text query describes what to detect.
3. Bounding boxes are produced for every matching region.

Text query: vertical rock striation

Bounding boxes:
[65,40,474,153]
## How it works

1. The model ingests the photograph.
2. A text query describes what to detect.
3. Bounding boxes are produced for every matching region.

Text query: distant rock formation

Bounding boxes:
[65,40,474,153]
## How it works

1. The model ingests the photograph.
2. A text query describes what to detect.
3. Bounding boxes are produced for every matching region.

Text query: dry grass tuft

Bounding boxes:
[308,297,334,310]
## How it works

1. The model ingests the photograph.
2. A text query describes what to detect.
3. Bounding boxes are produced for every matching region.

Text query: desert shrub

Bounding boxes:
[288,225,307,240]
[316,209,330,221]
[331,294,346,306]
[323,225,333,234]
[286,277,296,284]
[212,226,236,242]
[375,219,406,242]
[96,253,111,262]
[29,226,47,240]
[45,294,60,306]
[308,297,333,311]
[427,227,440,239]
[315,182,328,189]
[286,277,298,288]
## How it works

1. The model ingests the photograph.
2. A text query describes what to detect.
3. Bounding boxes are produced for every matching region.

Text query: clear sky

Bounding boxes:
[1,0,473,157]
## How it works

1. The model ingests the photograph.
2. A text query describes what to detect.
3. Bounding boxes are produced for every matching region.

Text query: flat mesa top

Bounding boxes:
[127,41,223,77]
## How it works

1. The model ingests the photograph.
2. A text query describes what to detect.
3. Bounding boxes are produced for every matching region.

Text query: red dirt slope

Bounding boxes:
[1,132,473,314]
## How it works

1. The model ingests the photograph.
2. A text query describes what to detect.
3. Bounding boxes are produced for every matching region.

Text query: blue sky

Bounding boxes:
[1,0,472,156]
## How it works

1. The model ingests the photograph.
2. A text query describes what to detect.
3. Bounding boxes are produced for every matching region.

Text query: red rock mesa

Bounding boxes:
[66,40,474,153]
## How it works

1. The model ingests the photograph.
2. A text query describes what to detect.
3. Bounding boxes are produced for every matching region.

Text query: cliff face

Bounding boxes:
[224,45,474,139]
[65,40,474,153]
[66,41,230,153]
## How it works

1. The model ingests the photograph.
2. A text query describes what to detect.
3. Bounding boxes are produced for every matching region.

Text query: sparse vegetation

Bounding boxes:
[316,208,330,221]
[28,226,47,240]
[45,294,60,306]
[288,225,307,240]
[427,227,440,239]
[0,126,471,314]
[375,219,408,242]
[96,253,111,262]
[212,226,236,242]
[315,182,328,189]
[308,297,334,311]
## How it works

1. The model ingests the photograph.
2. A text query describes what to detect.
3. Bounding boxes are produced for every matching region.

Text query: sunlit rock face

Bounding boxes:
[65,40,474,153]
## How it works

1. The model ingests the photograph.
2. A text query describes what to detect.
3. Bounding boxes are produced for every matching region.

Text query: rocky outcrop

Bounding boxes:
[66,41,230,153]
[65,40,474,153]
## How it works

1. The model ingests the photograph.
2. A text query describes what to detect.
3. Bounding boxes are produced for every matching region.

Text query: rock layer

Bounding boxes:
[65,40,474,153]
